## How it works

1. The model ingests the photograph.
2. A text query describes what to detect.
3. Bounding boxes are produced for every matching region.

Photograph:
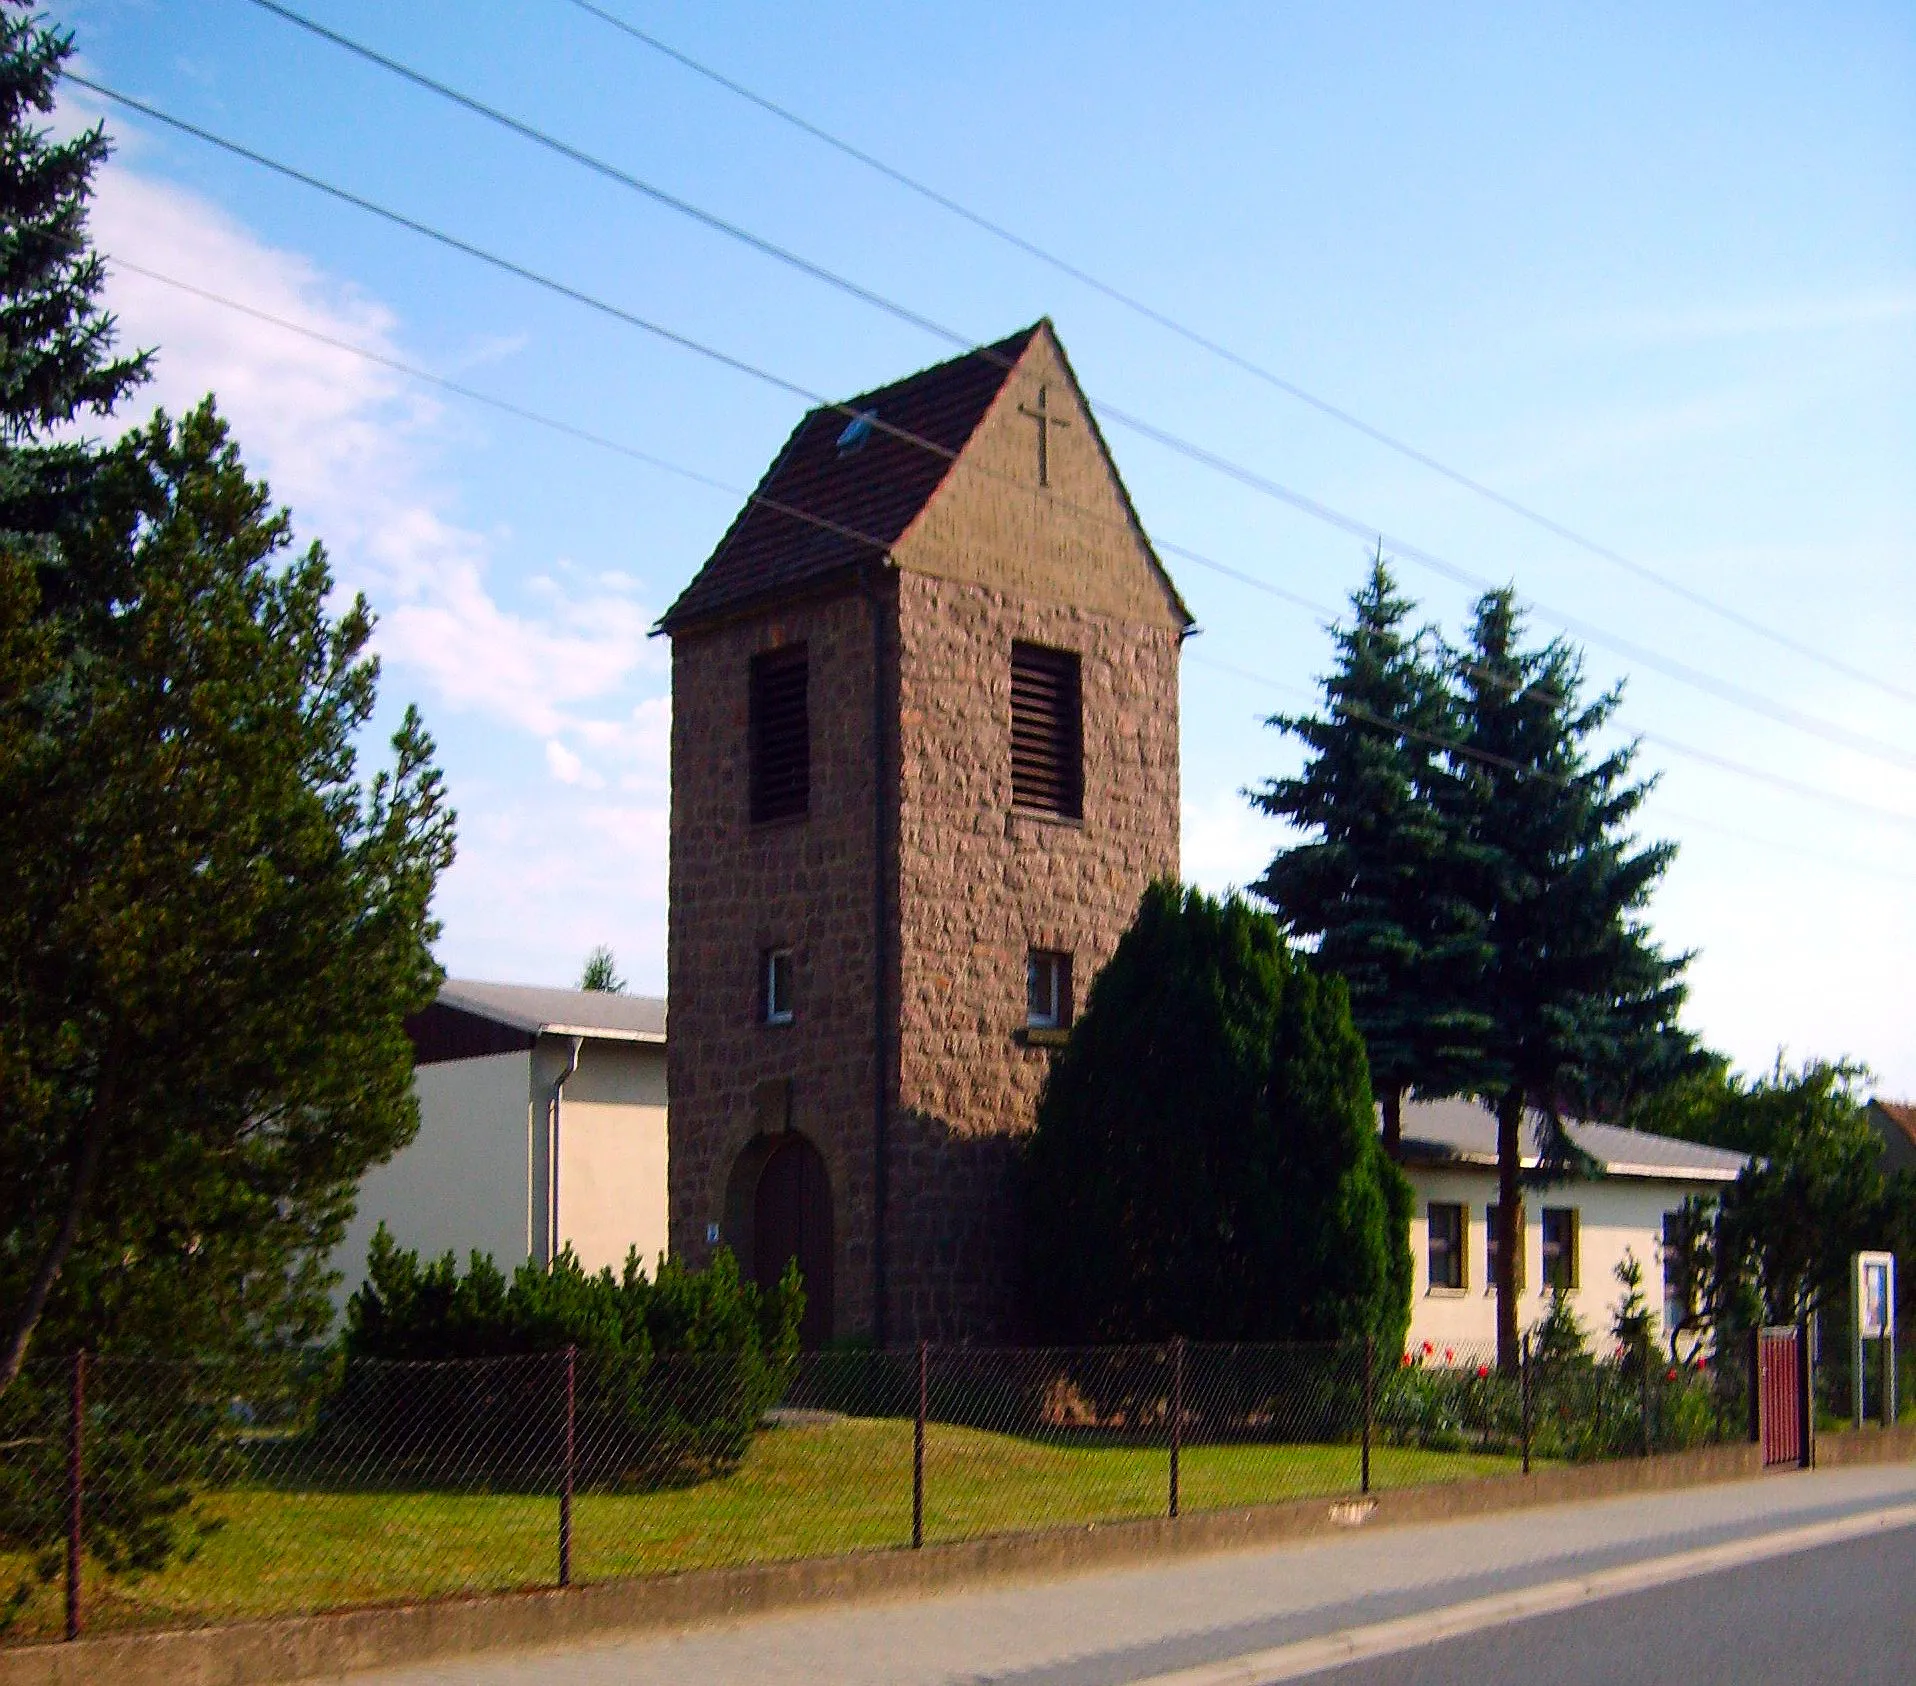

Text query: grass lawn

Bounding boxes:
[1,1418,1519,1640]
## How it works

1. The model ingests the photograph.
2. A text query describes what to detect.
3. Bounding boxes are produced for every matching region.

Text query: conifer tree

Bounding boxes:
[1022,882,1411,1344]
[0,2,149,543]
[1252,553,1489,1151]
[1452,589,1687,1370]
[1267,968,1414,1349]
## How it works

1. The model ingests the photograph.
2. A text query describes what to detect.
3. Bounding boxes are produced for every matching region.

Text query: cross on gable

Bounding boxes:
[1016,384,1072,487]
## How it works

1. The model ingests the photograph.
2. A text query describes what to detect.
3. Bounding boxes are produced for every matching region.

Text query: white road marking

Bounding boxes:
[1128,1499,1916,1686]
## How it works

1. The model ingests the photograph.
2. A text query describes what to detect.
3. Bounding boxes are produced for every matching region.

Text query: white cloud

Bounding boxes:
[88,161,670,987]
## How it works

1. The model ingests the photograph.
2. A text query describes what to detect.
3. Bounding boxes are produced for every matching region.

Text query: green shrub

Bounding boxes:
[310,1231,803,1489]
[1024,882,1411,1346]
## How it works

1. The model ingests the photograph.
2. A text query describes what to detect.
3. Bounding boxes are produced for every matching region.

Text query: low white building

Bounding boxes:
[335,979,669,1292]
[1397,1098,1749,1360]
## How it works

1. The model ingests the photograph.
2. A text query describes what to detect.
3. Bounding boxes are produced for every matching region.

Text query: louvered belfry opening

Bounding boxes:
[1010,641,1082,818]
[749,644,810,823]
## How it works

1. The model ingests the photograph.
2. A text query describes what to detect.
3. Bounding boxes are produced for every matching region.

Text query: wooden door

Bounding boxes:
[753,1135,834,1347]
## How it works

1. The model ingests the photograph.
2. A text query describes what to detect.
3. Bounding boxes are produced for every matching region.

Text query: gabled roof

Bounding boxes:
[658,325,1043,634]
[1394,1096,1750,1184]
[1870,1099,1916,1151]
[436,978,666,1043]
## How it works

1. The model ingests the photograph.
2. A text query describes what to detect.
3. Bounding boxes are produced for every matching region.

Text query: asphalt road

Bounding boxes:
[330,1468,1916,1686]
[1311,1523,1916,1686]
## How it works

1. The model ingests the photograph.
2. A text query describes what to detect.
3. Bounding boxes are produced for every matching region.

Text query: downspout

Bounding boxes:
[867,560,891,1348]
[546,1035,584,1268]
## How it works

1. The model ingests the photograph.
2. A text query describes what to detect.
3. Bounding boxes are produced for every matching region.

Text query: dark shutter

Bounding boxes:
[749,645,809,823]
[1010,642,1082,817]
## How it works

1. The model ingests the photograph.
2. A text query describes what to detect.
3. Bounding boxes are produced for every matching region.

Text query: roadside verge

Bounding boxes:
[8,1425,1913,1686]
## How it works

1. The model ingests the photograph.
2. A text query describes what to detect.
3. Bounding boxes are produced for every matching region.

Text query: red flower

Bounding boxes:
[1444,1347,1454,1363]
[1666,1367,1678,1381]
[1401,1352,1414,1367]
[1476,1364,1490,1379]
[1422,1341,1434,1356]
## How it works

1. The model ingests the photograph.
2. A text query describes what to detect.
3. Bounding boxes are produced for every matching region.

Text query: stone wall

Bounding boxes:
[887,571,1182,1339]
[666,585,889,1341]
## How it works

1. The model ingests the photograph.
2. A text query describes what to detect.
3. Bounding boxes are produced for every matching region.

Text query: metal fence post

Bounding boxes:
[558,1346,576,1587]
[1360,1335,1373,1496]
[65,1350,84,1643]
[1520,1334,1532,1477]
[1169,1337,1183,1520]
[912,1341,927,1549]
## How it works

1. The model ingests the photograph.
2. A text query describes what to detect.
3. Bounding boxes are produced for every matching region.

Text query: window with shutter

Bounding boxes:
[749,646,809,823]
[1010,642,1082,818]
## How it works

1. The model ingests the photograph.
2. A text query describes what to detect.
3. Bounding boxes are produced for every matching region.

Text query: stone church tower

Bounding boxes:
[660,322,1188,1344]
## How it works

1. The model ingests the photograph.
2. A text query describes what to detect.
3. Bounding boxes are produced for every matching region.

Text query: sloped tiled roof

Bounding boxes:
[658,325,1042,634]
[1872,1100,1916,1150]
[437,978,666,1043]
[1394,1096,1749,1183]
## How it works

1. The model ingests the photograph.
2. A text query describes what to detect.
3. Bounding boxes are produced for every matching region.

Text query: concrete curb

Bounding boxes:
[9,1426,1914,1686]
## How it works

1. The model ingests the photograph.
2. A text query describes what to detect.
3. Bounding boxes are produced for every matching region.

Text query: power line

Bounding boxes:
[111,255,1916,852]
[72,72,1916,784]
[1190,654,1916,880]
[220,5,1916,764]
[560,0,1916,713]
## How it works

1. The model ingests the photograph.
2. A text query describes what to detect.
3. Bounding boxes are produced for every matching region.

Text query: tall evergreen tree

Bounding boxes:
[1452,589,1687,1369]
[0,404,456,1387]
[1252,553,1489,1151]
[0,2,149,543]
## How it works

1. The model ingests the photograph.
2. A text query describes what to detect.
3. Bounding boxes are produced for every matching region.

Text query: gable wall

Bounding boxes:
[890,330,1183,629]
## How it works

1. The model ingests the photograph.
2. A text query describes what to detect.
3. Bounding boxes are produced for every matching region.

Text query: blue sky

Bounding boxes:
[57,1,1916,1092]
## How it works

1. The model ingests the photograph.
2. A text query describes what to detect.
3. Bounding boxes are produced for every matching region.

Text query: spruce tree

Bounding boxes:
[1252,553,1489,1151]
[1452,588,1687,1369]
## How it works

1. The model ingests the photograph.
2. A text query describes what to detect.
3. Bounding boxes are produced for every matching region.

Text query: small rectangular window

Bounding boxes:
[1026,948,1072,1029]
[1541,1207,1579,1293]
[1011,642,1082,818]
[1486,1204,1526,1294]
[749,645,809,823]
[762,948,794,1025]
[1428,1203,1465,1291]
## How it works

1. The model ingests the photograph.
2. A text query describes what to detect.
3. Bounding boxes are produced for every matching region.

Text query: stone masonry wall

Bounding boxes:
[666,585,889,1341]
[887,573,1181,1341]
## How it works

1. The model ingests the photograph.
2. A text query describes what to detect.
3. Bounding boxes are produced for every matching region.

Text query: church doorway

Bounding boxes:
[753,1134,834,1347]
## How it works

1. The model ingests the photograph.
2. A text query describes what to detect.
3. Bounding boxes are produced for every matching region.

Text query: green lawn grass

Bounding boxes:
[1,1418,1519,1640]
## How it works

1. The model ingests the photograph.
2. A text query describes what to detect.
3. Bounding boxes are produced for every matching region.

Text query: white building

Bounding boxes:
[1398,1097,1750,1359]
[335,980,669,1291]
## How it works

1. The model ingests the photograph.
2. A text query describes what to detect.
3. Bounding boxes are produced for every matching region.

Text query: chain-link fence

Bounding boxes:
[0,1331,1837,1644]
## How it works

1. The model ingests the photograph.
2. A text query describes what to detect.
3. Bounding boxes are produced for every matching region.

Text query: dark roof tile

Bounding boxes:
[658,325,1041,634]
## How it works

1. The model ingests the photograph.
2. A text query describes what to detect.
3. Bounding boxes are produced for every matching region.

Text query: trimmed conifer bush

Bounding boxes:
[1023,881,1413,1348]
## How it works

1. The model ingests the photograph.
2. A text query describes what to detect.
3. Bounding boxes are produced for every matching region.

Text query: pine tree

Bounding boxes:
[0,2,149,542]
[578,945,626,993]
[1452,589,1687,1370]
[1252,552,1490,1151]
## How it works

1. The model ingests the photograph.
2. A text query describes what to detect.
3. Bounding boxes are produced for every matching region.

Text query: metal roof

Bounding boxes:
[436,978,666,1044]
[1395,1096,1750,1184]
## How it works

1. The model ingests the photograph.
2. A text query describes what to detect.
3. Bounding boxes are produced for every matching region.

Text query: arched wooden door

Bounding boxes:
[753,1135,834,1347]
